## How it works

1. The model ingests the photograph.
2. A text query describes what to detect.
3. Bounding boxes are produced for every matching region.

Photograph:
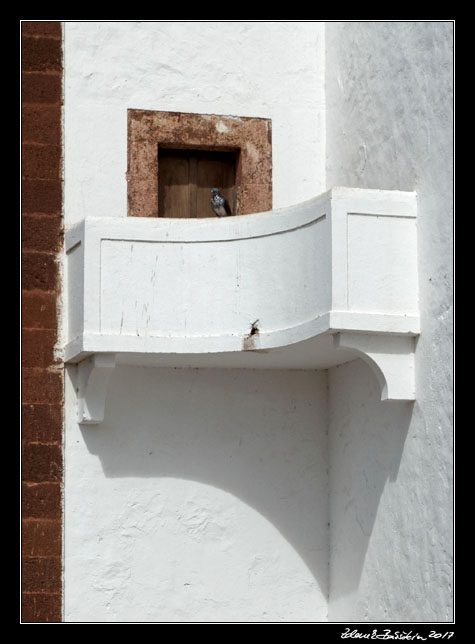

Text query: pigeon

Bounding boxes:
[211,188,233,217]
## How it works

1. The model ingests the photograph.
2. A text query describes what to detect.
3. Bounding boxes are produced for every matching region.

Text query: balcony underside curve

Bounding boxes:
[65,187,419,422]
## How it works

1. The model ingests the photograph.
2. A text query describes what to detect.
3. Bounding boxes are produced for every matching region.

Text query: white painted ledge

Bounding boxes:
[65,187,419,422]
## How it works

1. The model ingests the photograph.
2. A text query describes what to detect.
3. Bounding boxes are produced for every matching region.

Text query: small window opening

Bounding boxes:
[157,148,238,218]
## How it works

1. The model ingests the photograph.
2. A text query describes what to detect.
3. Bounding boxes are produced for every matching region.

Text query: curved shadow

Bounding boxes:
[79,366,330,601]
[327,358,413,619]
[75,359,414,620]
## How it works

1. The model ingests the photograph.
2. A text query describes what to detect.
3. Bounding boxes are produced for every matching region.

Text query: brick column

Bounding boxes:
[21,21,63,623]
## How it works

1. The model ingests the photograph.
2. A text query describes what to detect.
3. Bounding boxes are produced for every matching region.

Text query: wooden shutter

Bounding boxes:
[158,148,236,218]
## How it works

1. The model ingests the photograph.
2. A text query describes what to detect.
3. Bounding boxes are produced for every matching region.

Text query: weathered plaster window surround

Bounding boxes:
[127,109,273,218]
[65,187,419,424]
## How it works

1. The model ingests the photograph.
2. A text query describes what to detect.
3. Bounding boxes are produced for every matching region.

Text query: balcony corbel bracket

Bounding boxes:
[77,353,116,425]
[333,332,416,402]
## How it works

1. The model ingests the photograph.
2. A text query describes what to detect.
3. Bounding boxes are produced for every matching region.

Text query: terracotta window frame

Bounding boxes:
[127,109,272,218]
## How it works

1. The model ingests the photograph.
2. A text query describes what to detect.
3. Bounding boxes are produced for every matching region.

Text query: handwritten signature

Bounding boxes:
[341,629,454,640]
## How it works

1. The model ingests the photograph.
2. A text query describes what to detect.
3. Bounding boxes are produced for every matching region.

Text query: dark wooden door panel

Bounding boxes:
[158,148,236,218]
[196,154,235,218]
[157,151,190,218]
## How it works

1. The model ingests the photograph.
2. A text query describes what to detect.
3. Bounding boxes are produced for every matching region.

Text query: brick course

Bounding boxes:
[22,105,62,146]
[22,557,62,593]
[22,178,62,214]
[21,251,59,291]
[22,144,61,180]
[22,368,63,407]
[22,72,61,104]
[21,593,62,623]
[21,20,63,623]
[21,328,58,368]
[21,21,62,38]
[22,482,62,520]
[22,519,62,558]
[21,291,58,330]
[22,404,62,443]
[22,214,63,254]
[21,36,62,72]
[22,443,63,483]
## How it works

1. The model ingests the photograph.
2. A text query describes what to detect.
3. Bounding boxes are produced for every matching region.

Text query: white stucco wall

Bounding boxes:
[63,20,325,225]
[62,20,453,623]
[64,367,329,622]
[325,21,453,621]
[63,21,328,622]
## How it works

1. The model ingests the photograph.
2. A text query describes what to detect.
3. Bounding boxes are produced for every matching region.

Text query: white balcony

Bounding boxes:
[65,187,419,423]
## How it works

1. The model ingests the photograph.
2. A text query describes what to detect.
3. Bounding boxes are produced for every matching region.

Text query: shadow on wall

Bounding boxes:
[73,361,413,614]
[75,367,330,599]
[327,358,413,616]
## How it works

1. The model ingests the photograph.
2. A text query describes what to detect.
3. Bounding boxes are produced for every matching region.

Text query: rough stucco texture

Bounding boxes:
[326,21,453,621]
[64,21,325,225]
[63,21,327,622]
[64,367,329,622]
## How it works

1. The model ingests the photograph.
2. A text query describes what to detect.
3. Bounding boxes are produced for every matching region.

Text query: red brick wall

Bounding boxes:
[21,21,63,623]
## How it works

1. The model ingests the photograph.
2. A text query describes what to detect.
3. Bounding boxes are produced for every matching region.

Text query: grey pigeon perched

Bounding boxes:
[211,188,233,217]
